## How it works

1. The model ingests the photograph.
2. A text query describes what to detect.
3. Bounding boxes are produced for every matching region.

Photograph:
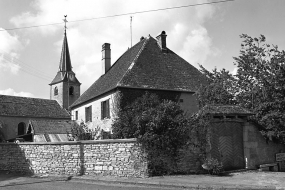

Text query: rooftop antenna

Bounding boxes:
[130,16,133,48]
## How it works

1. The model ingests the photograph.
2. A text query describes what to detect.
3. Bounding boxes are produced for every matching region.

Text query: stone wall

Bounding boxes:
[0,138,147,177]
[243,122,285,169]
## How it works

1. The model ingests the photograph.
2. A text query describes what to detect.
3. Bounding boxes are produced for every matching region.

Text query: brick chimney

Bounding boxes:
[102,43,111,75]
[156,31,167,52]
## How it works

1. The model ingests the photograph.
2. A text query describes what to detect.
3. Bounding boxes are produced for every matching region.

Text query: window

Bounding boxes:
[69,86,74,95]
[54,86,58,96]
[101,99,110,119]
[18,122,26,136]
[85,106,92,122]
[75,111,78,120]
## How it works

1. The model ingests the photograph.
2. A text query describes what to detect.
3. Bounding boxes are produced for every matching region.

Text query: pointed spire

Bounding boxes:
[59,15,72,72]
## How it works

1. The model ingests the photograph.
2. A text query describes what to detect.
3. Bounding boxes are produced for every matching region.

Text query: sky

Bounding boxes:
[0,0,285,99]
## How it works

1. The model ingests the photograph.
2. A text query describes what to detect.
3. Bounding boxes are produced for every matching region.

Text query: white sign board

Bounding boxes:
[276,153,285,162]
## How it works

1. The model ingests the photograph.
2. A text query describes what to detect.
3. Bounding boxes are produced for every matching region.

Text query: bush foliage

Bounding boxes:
[112,92,191,175]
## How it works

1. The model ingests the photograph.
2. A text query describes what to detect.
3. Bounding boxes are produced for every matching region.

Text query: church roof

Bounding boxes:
[0,95,70,119]
[59,33,72,72]
[50,32,80,85]
[71,32,208,108]
[29,120,76,134]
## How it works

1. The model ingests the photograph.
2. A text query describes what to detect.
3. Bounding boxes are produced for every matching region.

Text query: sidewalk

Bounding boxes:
[71,171,284,190]
[0,170,284,189]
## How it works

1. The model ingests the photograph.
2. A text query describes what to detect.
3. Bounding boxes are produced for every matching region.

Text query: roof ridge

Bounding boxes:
[0,94,56,101]
[117,37,149,86]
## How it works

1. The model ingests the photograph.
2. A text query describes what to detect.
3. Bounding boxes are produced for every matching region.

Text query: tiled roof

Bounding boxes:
[0,95,70,119]
[30,120,77,134]
[200,104,254,115]
[71,34,208,108]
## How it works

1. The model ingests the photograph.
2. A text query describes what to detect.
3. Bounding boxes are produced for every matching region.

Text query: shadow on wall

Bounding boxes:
[0,143,34,175]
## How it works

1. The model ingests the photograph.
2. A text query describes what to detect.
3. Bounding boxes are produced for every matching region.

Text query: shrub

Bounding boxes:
[202,158,224,175]
[69,121,101,141]
[112,92,190,175]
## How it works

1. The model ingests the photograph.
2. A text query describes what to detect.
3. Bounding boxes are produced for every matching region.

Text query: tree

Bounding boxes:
[198,34,285,143]
[197,66,237,108]
[233,34,285,142]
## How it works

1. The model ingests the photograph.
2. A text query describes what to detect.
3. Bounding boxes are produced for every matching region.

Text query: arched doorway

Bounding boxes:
[18,122,26,136]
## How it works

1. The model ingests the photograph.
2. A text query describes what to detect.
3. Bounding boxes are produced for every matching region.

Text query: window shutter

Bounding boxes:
[85,107,88,122]
[101,102,104,120]
[90,106,92,122]
[107,99,110,118]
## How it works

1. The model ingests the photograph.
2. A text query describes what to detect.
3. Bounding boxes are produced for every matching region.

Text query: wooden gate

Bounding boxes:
[210,121,244,170]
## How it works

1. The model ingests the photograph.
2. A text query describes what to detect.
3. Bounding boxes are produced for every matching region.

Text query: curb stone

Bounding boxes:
[70,176,278,190]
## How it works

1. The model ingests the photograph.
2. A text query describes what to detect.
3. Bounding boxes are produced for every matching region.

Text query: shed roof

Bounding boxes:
[29,120,77,134]
[201,104,254,116]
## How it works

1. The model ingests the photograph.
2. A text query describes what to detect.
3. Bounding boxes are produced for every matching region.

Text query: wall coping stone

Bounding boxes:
[0,138,137,145]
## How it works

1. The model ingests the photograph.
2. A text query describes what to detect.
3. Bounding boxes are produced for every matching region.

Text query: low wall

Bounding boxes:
[244,122,285,170]
[0,138,148,177]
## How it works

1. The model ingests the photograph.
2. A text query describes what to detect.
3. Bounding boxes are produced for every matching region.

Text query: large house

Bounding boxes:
[70,31,208,133]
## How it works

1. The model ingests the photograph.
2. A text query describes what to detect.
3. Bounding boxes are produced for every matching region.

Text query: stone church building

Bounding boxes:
[0,29,79,142]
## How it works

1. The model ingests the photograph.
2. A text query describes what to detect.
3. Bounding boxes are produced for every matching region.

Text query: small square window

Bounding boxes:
[180,99,184,103]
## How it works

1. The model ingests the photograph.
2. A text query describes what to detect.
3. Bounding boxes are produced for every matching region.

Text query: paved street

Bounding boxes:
[2,181,180,190]
[1,170,285,190]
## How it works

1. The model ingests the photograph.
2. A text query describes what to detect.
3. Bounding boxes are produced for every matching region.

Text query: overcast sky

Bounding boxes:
[0,0,285,99]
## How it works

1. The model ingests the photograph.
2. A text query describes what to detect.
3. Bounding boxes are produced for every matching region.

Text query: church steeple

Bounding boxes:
[59,15,72,72]
[59,32,72,72]
[49,15,81,110]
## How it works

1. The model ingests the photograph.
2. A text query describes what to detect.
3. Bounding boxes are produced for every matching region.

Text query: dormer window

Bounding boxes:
[54,87,58,96]
[69,86,74,95]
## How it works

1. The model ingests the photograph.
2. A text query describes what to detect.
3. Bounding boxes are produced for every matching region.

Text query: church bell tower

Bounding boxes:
[49,15,81,110]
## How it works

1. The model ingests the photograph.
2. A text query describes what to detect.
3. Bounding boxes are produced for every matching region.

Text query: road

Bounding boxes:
[1,181,182,190]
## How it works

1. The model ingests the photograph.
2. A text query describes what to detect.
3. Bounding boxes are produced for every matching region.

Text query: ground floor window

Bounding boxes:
[101,99,110,119]
[18,122,26,136]
[85,106,92,122]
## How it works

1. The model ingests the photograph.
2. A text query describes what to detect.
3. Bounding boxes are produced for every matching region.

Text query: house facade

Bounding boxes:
[70,31,208,134]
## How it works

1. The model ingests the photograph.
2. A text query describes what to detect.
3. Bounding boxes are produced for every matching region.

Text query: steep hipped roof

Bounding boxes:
[0,95,70,119]
[200,105,254,116]
[71,34,208,108]
[29,120,76,134]
[50,32,80,85]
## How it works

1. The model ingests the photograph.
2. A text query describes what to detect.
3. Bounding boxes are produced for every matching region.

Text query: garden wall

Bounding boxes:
[0,138,147,177]
[243,122,285,170]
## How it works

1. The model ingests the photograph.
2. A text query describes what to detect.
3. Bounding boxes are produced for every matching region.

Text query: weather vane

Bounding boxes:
[63,15,68,34]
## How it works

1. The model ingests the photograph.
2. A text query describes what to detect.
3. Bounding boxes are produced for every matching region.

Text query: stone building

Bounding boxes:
[0,29,79,142]
[0,95,70,141]
[70,31,208,133]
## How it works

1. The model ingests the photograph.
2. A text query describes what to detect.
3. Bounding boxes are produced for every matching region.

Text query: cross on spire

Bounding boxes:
[63,15,68,34]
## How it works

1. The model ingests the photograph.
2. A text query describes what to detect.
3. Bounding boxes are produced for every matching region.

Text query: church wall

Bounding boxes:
[50,83,64,108]
[50,82,80,110]
[0,116,70,141]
